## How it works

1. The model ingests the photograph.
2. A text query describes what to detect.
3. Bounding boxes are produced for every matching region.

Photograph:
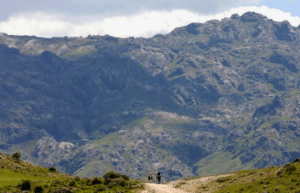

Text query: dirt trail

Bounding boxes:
[141,174,233,193]
[142,183,187,193]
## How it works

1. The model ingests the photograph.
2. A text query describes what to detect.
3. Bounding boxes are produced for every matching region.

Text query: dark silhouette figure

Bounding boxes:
[148,170,153,182]
[156,171,161,184]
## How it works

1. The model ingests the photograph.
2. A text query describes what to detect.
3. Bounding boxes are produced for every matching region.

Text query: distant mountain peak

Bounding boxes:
[1,11,300,181]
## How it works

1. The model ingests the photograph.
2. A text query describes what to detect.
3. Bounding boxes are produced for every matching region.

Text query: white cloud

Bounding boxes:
[0,6,300,38]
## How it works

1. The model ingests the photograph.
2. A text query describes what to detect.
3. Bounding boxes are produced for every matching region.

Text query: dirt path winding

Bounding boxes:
[141,174,233,193]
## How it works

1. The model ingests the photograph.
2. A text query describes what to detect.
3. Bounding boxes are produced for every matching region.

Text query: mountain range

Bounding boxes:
[1,11,300,181]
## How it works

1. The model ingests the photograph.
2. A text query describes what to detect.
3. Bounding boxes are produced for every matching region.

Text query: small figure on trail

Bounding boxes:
[156,171,161,184]
[148,170,153,182]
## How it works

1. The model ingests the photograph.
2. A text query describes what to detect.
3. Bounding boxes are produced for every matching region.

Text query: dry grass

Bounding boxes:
[165,162,300,193]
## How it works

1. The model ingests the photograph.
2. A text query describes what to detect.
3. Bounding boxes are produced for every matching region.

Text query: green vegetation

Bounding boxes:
[178,159,300,193]
[0,151,142,193]
[12,152,21,161]
[48,167,57,172]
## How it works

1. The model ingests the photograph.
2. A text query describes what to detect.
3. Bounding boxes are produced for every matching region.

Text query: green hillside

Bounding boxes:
[172,158,300,192]
[2,151,300,193]
[0,152,142,193]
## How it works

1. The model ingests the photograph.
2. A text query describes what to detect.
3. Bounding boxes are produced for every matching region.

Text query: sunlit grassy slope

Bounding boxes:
[2,150,300,193]
[0,152,142,193]
[175,158,300,193]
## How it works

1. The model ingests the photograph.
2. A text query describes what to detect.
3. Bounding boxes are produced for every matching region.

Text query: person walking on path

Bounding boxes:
[156,171,161,184]
[148,170,153,182]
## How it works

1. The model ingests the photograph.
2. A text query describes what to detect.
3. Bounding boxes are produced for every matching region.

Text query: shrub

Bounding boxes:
[91,177,102,185]
[277,170,282,176]
[103,171,120,179]
[294,158,300,163]
[74,176,80,181]
[119,179,128,187]
[121,174,130,181]
[286,165,297,172]
[49,167,57,172]
[12,152,21,161]
[85,178,92,186]
[107,181,118,188]
[104,178,111,185]
[21,180,31,191]
[69,180,76,187]
[34,185,44,193]
[51,180,64,187]
[95,184,107,192]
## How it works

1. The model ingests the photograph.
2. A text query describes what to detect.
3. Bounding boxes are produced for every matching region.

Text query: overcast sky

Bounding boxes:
[0,0,299,38]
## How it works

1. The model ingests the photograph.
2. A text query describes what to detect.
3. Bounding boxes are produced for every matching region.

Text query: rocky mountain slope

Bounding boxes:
[1,11,300,181]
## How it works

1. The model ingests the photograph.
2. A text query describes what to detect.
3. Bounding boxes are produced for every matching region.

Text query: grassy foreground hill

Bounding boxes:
[0,152,142,193]
[4,151,300,193]
[166,158,300,193]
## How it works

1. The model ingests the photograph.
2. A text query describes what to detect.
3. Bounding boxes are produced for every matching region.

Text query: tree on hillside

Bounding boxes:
[12,152,21,161]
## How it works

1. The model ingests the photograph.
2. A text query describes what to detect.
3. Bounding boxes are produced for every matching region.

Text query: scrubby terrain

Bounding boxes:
[142,159,300,192]
[1,11,300,181]
[2,151,300,193]
[0,152,142,193]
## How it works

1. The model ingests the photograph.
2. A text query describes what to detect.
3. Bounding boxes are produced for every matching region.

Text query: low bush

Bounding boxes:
[294,158,300,163]
[51,180,65,187]
[104,178,111,185]
[74,176,80,181]
[85,178,92,185]
[103,171,120,179]
[21,180,31,191]
[95,184,107,192]
[291,178,297,182]
[91,177,102,185]
[121,174,130,181]
[12,152,21,161]
[107,181,118,188]
[69,180,76,187]
[34,185,44,193]
[286,165,297,173]
[119,179,128,187]
[49,167,57,172]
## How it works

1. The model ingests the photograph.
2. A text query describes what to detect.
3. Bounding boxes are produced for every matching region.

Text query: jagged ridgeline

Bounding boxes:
[1,11,300,181]
[0,151,142,192]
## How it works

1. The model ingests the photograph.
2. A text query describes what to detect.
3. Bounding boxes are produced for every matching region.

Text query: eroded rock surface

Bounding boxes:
[1,12,300,180]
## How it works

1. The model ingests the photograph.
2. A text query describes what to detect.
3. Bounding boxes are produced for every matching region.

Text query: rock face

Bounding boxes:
[1,11,300,180]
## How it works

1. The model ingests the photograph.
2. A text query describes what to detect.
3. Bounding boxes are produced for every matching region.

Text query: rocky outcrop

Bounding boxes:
[1,11,300,180]
[252,96,284,117]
